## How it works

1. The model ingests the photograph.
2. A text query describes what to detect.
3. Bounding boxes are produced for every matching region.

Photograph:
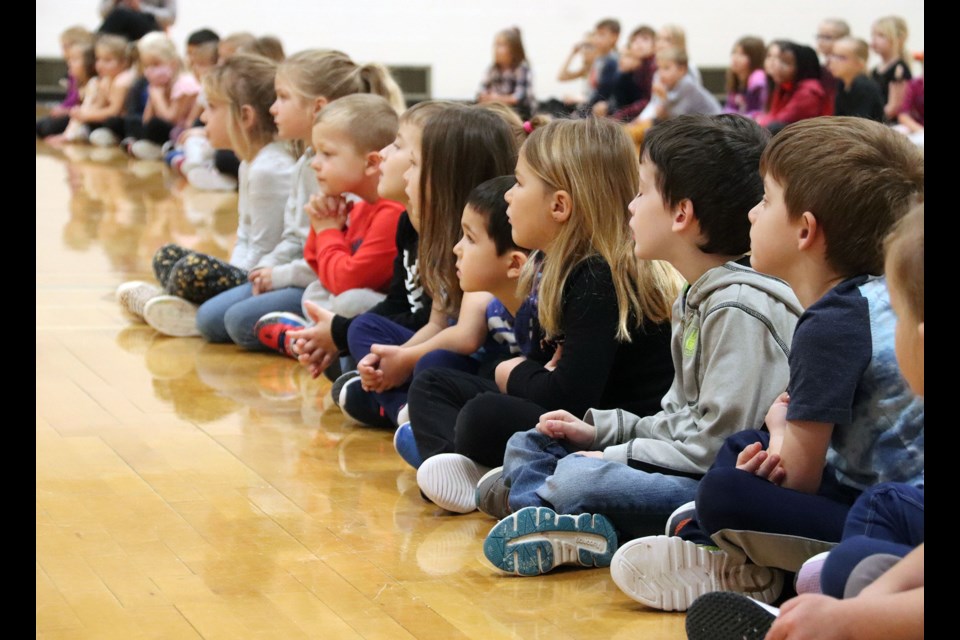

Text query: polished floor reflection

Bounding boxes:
[36,140,687,639]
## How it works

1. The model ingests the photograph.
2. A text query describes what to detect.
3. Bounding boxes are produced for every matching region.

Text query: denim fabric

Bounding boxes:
[820,482,924,597]
[196,283,305,350]
[503,429,700,540]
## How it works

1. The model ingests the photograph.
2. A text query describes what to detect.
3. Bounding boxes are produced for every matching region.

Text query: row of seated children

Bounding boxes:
[274,102,922,640]
[98,30,923,634]
[115,48,408,351]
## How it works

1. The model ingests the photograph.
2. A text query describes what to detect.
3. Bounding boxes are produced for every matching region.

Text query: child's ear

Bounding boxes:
[670,198,697,232]
[550,190,572,224]
[505,249,529,279]
[796,211,821,252]
[364,150,382,175]
[313,96,329,116]
[238,104,256,129]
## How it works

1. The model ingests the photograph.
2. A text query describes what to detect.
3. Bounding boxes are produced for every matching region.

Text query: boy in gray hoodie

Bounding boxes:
[479,113,803,577]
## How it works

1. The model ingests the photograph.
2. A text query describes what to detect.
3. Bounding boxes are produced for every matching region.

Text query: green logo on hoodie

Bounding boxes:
[683,325,699,356]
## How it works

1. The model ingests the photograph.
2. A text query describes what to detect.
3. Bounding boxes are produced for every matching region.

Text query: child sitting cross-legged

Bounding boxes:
[254,93,406,352]
[479,113,803,577]
[611,116,924,613]
[685,202,925,640]
[390,175,534,468]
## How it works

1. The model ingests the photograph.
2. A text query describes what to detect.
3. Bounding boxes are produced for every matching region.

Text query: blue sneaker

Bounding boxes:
[393,422,423,469]
[483,506,617,576]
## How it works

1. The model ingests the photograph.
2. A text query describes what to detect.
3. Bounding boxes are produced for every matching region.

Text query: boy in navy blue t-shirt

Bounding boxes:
[609,116,925,612]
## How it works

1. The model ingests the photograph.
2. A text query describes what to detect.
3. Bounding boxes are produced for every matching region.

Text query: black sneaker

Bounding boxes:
[685,591,777,640]
[330,371,360,408]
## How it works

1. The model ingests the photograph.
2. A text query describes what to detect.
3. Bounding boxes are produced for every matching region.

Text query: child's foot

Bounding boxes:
[416,453,490,513]
[393,422,423,469]
[331,370,395,428]
[793,550,829,595]
[116,280,162,321]
[143,295,200,337]
[89,127,119,147]
[685,591,778,640]
[130,140,164,161]
[483,506,617,576]
[255,312,307,358]
[475,466,510,520]
[610,535,784,612]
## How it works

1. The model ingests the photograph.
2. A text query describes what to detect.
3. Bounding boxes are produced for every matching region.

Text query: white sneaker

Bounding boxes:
[116,280,162,320]
[89,127,119,147]
[610,535,784,612]
[187,166,238,191]
[142,295,200,337]
[130,140,164,161]
[416,453,490,513]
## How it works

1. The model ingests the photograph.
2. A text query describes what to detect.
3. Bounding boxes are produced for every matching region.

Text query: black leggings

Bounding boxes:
[407,368,547,468]
[37,115,70,138]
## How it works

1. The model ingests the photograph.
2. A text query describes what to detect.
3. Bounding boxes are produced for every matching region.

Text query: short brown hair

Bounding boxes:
[595,18,621,35]
[760,116,924,276]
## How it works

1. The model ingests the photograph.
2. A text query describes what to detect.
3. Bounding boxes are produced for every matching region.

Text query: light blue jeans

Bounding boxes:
[196,283,305,351]
[503,429,700,540]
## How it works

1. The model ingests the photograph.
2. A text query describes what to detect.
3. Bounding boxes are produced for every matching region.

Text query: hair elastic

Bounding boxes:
[523,120,533,134]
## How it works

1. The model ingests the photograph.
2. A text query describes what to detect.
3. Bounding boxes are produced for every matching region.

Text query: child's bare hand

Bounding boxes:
[536,410,596,448]
[305,194,351,232]
[357,352,384,391]
[544,344,563,371]
[289,300,336,356]
[368,344,413,391]
[736,442,786,485]
[248,267,274,294]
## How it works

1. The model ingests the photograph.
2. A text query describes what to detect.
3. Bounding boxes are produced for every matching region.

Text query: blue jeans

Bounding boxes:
[503,429,700,540]
[196,283,305,350]
[346,313,479,426]
[820,482,924,597]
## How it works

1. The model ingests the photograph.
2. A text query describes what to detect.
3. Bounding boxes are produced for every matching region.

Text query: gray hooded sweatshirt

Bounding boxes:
[589,261,803,476]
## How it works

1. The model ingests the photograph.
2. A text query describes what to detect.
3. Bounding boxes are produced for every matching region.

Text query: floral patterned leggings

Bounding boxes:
[152,244,248,305]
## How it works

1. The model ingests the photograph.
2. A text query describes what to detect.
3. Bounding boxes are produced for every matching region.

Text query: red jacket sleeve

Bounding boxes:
[304,198,404,295]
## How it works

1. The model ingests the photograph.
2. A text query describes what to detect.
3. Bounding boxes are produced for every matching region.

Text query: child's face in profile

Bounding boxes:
[402,141,423,223]
[886,264,924,397]
[628,156,672,261]
[270,76,314,143]
[504,152,559,252]
[378,122,418,211]
[764,44,782,77]
[870,28,892,58]
[730,45,750,76]
[747,174,799,279]
[66,46,89,82]
[453,205,510,293]
[199,97,232,151]
[310,122,368,197]
[773,49,797,85]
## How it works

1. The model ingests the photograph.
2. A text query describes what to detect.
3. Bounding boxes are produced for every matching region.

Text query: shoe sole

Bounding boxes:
[685,591,777,640]
[116,280,161,320]
[610,536,784,612]
[254,312,306,356]
[416,453,487,513]
[484,507,617,576]
[143,296,200,337]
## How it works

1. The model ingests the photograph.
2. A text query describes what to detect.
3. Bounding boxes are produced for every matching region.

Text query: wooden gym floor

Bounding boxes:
[35,139,687,639]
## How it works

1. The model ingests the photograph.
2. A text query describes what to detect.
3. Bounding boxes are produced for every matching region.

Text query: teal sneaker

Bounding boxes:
[483,506,617,576]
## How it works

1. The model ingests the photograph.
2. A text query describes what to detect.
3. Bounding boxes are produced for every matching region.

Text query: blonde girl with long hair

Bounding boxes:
[412,115,683,513]
[117,53,297,337]
[184,49,406,351]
